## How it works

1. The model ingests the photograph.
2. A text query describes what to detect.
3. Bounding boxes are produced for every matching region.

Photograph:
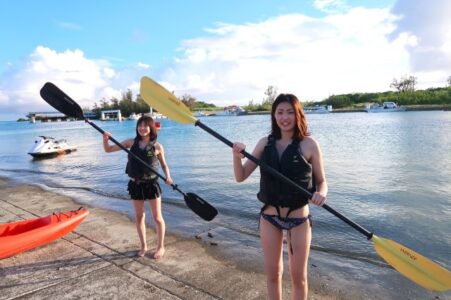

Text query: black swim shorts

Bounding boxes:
[127,180,161,200]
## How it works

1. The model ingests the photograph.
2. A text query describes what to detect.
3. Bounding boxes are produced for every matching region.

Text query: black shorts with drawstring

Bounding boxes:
[127,179,161,200]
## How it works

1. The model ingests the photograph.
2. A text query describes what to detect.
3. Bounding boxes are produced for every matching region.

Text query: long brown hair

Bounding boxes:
[135,115,158,141]
[270,94,310,140]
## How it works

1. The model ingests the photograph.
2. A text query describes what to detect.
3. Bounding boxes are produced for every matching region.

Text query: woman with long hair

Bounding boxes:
[232,94,328,299]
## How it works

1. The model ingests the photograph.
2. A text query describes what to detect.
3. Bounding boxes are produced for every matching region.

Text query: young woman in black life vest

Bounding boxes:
[232,94,327,300]
[103,116,173,259]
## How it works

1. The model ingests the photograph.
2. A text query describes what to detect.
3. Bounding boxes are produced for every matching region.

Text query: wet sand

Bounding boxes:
[0,178,448,299]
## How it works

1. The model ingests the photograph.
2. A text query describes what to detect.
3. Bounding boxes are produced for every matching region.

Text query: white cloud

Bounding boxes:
[2,0,449,120]
[0,89,9,105]
[103,67,116,78]
[160,8,411,106]
[0,46,140,118]
[389,0,451,87]
[314,0,350,14]
[157,1,450,106]
[137,62,150,69]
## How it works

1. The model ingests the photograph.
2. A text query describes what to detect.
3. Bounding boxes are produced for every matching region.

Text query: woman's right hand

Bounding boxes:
[232,142,246,159]
[103,132,111,142]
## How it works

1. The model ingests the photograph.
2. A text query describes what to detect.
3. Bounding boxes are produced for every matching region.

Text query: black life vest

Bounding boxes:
[125,139,159,181]
[257,135,314,209]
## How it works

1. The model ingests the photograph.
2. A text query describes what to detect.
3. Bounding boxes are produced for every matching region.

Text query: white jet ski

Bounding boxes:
[28,136,77,158]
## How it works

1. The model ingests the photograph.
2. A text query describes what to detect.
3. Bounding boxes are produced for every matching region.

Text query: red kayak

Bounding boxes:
[0,208,89,259]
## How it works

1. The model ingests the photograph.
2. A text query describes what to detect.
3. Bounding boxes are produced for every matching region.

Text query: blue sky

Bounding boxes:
[1,0,450,120]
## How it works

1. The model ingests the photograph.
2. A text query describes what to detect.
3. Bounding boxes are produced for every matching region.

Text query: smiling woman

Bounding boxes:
[231,93,328,299]
[39,82,217,223]
[140,75,451,294]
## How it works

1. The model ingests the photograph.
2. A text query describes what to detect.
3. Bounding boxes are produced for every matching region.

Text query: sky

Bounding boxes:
[0,0,450,121]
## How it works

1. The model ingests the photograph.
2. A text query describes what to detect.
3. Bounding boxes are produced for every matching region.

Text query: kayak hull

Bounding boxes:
[0,208,89,259]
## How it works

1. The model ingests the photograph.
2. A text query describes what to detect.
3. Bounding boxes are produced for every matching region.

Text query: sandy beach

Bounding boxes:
[0,178,449,300]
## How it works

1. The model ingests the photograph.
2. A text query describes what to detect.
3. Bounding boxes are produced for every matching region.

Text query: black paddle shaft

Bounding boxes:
[88,120,217,221]
[195,120,373,239]
[39,82,217,221]
[86,120,187,196]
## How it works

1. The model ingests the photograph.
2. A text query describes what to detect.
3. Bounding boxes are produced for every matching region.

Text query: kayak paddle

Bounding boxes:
[39,82,218,221]
[139,76,451,292]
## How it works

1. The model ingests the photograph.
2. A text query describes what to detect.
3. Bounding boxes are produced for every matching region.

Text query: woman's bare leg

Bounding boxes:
[132,200,147,257]
[287,221,312,300]
[260,216,284,300]
[149,197,165,259]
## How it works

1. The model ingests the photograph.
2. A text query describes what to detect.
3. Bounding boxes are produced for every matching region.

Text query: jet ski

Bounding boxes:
[28,136,77,158]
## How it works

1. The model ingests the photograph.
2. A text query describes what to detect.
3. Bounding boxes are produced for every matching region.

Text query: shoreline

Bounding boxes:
[11,104,451,122]
[243,104,451,115]
[1,177,449,299]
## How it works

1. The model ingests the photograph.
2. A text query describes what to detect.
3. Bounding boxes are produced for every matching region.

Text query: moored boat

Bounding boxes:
[216,105,247,116]
[303,105,332,114]
[365,102,406,113]
[0,208,89,259]
[128,112,140,120]
[193,111,207,117]
[28,136,77,158]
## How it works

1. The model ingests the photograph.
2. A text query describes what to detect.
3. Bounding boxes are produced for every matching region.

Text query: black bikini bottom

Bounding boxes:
[259,206,312,254]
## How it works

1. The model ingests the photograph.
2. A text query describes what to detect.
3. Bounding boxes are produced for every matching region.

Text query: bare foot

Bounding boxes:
[153,247,165,259]
[137,248,147,258]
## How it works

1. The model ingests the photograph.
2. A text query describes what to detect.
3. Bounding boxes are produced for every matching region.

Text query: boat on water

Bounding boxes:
[149,112,167,119]
[303,105,332,114]
[365,102,406,113]
[28,136,77,158]
[147,107,167,119]
[0,208,89,259]
[216,105,247,116]
[128,112,140,120]
[193,111,207,117]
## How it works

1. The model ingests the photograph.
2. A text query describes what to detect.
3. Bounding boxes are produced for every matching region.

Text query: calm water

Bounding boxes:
[1,112,450,268]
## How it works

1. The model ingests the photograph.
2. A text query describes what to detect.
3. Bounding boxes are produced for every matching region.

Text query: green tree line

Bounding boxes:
[88,90,221,117]
[319,86,451,109]
[88,90,151,117]
[317,75,451,109]
[244,76,451,110]
[180,94,218,111]
[243,85,278,111]
[88,75,451,115]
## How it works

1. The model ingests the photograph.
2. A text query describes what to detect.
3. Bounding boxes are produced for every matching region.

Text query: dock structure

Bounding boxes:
[100,109,122,121]
[27,112,71,123]
[27,111,98,123]
[83,111,98,119]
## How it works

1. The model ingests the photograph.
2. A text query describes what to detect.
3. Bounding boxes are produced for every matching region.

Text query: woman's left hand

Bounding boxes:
[310,191,327,206]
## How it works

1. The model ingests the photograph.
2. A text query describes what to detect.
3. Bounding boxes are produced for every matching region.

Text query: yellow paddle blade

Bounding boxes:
[140,76,197,124]
[371,235,451,291]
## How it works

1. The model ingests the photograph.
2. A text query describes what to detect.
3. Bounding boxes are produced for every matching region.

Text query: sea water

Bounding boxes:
[0,111,450,269]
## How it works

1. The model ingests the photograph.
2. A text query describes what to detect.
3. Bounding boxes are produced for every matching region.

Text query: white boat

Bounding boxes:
[147,107,167,119]
[365,102,406,113]
[150,112,167,119]
[128,112,140,120]
[216,105,247,116]
[28,136,77,158]
[193,111,207,117]
[303,105,331,114]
